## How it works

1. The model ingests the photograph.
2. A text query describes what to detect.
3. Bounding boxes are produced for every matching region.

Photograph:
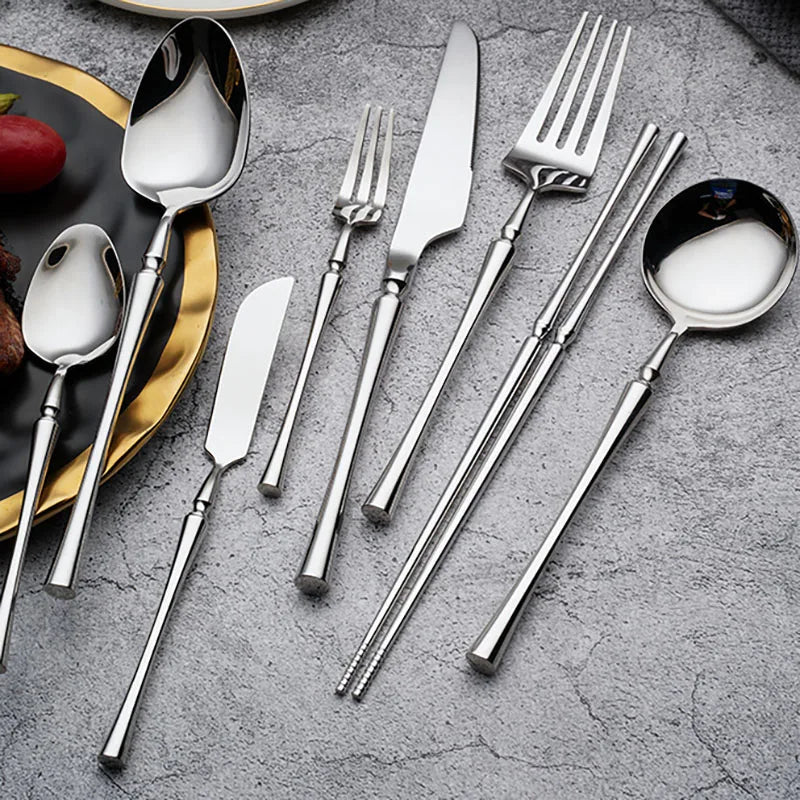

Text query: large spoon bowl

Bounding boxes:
[122,16,250,213]
[643,178,796,332]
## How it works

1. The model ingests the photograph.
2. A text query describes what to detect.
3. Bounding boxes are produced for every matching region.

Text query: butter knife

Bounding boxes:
[99,276,293,768]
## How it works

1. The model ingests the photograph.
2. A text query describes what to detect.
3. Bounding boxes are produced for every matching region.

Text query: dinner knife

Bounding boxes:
[295,21,479,595]
[99,276,293,768]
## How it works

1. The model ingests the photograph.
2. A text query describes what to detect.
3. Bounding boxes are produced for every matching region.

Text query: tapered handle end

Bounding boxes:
[44,551,80,599]
[294,572,330,596]
[360,501,391,525]
[361,448,406,524]
[257,476,283,499]
[465,648,499,676]
[98,740,126,770]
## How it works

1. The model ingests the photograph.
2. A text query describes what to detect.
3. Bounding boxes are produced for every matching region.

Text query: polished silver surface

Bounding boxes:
[0,225,124,673]
[345,130,687,701]
[363,12,632,523]
[365,132,687,695]
[337,122,660,697]
[468,178,797,675]
[47,17,250,599]
[98,277,292,768]
[295,21,479,596]
[259,105,395,498]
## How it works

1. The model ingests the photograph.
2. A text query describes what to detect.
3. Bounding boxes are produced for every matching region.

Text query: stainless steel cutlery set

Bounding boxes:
[1,9,797,768]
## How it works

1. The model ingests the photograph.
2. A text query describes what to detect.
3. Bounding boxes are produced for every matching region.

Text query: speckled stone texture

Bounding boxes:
[1,0,799,797]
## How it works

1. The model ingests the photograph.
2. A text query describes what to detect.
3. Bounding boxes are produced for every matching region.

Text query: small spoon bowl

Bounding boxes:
[122,16,250,214]
[643,178,797,332]
[23,224,124,368]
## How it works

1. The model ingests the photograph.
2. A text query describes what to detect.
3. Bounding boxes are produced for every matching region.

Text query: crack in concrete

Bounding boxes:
[690,672,758,798]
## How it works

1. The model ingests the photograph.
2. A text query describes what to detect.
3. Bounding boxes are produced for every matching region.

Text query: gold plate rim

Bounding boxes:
[0,44,218,540]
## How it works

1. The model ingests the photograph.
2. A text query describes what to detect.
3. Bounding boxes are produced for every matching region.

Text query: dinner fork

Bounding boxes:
[258,105,394,497]
[363,12,631,524]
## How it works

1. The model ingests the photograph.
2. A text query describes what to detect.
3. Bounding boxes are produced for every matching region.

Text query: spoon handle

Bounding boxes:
[466,329,681,675]
[99,463,223,768]
[0,370,66,672]
[47,215,173,599]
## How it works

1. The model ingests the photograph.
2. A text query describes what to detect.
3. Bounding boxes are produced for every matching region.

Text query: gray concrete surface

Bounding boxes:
[2,0,799,797]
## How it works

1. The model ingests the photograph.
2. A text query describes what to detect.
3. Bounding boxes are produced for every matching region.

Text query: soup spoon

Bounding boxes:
[468,178,797,675]
[0,224,124,671]
[47,17,250,598]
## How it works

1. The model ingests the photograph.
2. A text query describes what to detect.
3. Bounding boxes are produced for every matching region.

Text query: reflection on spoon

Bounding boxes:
[656,220,787,316]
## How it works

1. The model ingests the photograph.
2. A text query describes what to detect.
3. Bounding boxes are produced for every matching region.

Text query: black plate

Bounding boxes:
[0,48,217,535]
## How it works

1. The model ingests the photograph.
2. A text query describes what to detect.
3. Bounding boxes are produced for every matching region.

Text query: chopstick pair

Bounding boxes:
[337,124,689,699]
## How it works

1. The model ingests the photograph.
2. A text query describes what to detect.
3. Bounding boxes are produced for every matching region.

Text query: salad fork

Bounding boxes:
[363,12,631,524]
[259,105,394,497]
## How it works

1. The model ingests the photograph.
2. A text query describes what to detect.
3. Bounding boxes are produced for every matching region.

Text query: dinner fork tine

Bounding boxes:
[356,108,382,204]
[519,12,589,144]
[363,14,631,524]
[581,24,630,167]
[258,106,394,498]
[545,15,602,145]
[374,109,394,209]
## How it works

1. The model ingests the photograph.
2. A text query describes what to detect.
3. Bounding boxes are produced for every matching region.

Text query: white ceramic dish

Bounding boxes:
[99,0,310,19]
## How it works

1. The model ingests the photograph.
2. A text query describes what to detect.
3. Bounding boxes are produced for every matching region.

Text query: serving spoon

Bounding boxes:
[468,178,797,675]
[47,17,250,598]
[0,224,124,671]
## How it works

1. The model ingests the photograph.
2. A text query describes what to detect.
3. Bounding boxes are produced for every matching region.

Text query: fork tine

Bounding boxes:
[373,107,394,208]
[581,24,631,169]
[564,19,618,152]
[356,106,382,204]
[544,14,602,145]
[515,11,588,146]
[338,104,370,202]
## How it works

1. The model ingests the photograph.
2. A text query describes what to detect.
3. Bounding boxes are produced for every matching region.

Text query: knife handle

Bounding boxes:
[296,281,404,595]
[362,236,517,524]
[99,464,222,768]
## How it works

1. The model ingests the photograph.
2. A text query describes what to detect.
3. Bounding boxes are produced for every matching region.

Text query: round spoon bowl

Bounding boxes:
[22,223,125,368]
[121,16,250,213]
[642,178,797,333]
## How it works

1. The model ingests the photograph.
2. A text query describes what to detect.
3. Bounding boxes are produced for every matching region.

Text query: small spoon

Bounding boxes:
[47,17,250,598]
[468,178,797,675]
[0,224,124,671]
